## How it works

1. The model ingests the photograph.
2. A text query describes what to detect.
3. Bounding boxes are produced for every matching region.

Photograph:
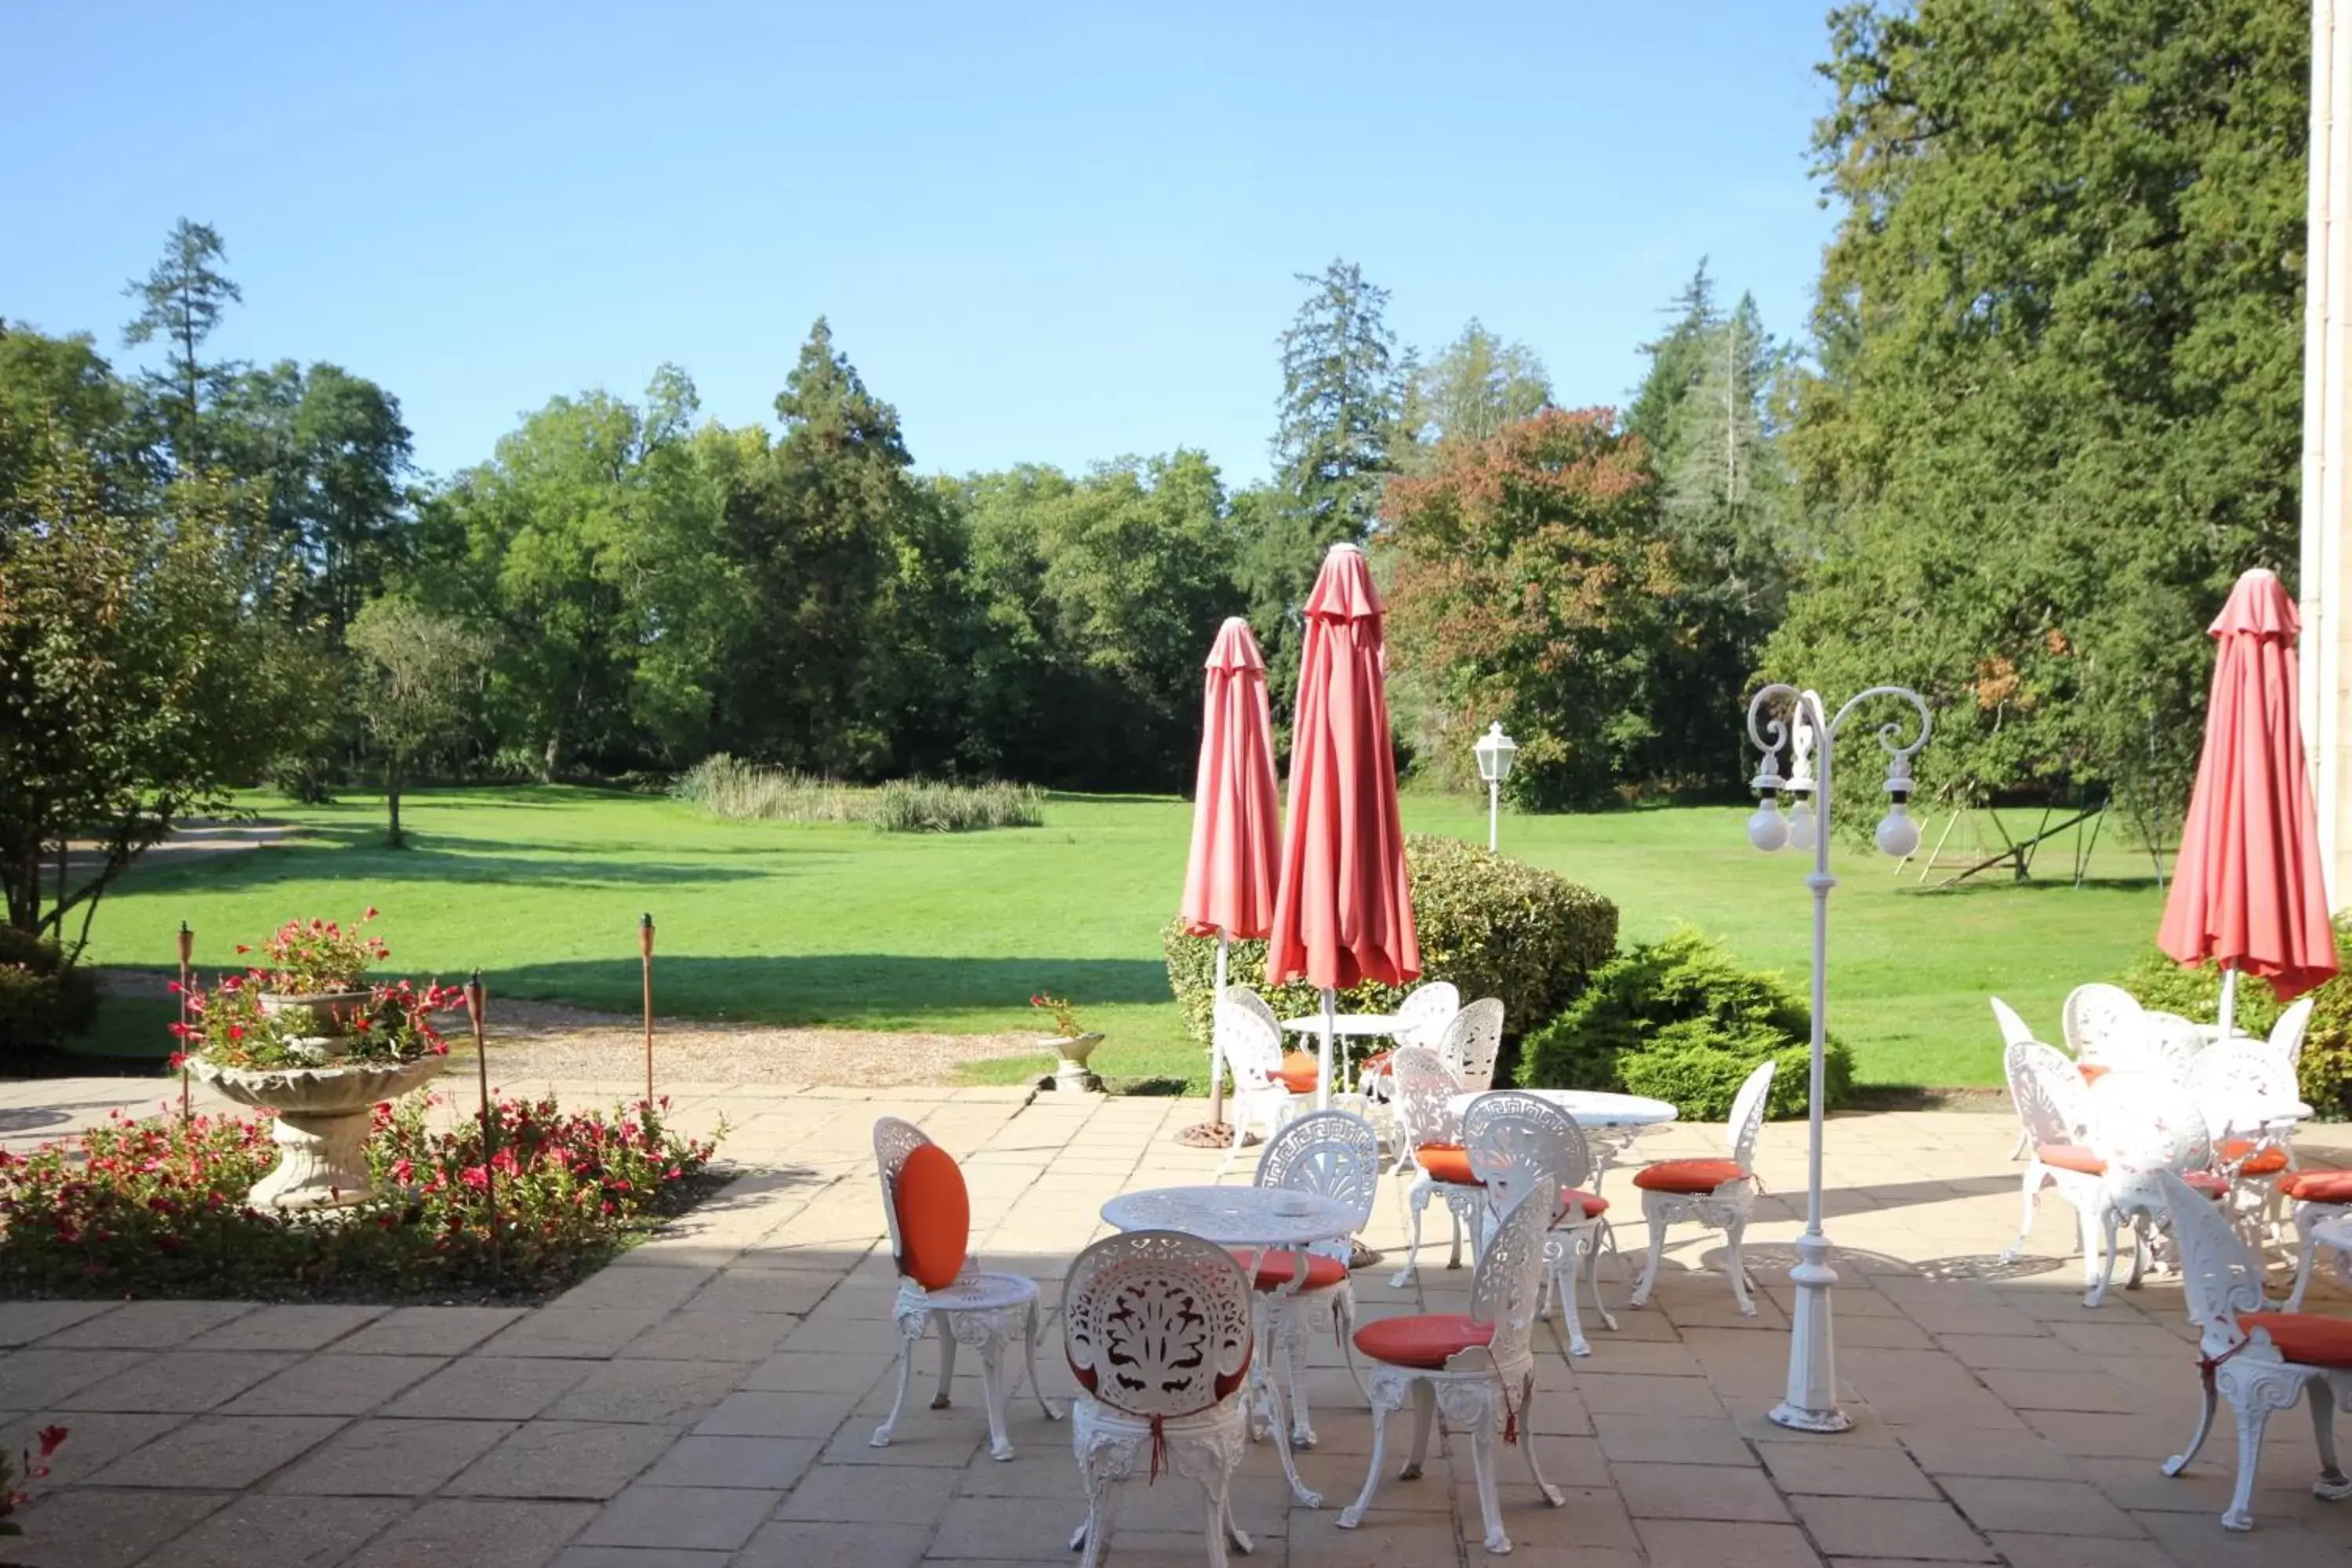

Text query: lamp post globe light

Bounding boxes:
[1474,721,1518,852]
[1744,681,1930,1433]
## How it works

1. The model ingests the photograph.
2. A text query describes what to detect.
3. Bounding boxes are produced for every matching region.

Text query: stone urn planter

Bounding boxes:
[1044,1032,1104,1093]
[187,1054,445,1210]
[255,988,373,1037]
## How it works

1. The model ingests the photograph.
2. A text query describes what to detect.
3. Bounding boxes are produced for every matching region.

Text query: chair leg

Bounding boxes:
[2223,1394,2275,1530]
[1586,1225,1621,1333]
[1336,1285,1368,1403]
[1466,1394,1510,1554]
[2161,1360,2220,1479]
[2009,1125,2030,1162]
[977,1327,1015,1462]
[1392,1179,1433,1290]
[1072,1451,1119,1568]
[1446,1196,1465,1272]
[932,1309,958,1407]
[2077,1202,2102,1289]
[871,1320,919,1448]
[1553,1245,1591,1357]
[1024,1297,1061,1422]
[1519,1377,1565,1507]
[1630,1203,1668,1308]
[2001,1163,2045,1262]
[1403,1380,1438,1480]
[1281,1301,1317,1450]
[2310,1377,2352,1503]
[2085,1213,2120,1309]
[1202,1446,1250,1567]
[1338,1381,1402,1530]
[2290,1210,2325,1312]
[1724,1215,1756,1317]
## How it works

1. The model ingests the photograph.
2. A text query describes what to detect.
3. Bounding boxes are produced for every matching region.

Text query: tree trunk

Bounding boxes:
[541,728,561,784]
[387,757,405,848]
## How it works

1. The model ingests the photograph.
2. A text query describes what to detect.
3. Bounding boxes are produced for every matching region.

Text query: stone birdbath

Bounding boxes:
[188,1053,445,1209]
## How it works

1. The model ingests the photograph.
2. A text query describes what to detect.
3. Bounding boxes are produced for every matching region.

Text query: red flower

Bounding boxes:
[234,944,250,955]
[36,1425,67,1459]
[365,906,379,920]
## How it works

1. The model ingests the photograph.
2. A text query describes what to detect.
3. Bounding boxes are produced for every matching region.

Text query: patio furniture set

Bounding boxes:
[1995,980,2352,1532]
[865,991,1773,1561]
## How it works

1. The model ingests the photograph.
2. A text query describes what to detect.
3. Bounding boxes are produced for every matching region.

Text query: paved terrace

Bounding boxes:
[4,1076,2352,1567]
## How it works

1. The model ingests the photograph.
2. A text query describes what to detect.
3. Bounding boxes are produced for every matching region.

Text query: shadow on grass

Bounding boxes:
[119,833,782,895]
[485,954,1176,1023]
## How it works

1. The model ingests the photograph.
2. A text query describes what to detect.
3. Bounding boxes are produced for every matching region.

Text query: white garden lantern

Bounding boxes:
[1473,722,1517,852]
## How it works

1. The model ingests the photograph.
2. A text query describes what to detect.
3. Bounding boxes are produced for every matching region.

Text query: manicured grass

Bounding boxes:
[69,786,2166,1091]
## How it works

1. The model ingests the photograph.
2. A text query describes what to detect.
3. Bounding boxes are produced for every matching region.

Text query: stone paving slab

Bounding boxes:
[7,1080,2352,1564]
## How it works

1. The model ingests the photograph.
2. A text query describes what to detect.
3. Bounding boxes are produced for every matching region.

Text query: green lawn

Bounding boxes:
[67,786,2168,1090]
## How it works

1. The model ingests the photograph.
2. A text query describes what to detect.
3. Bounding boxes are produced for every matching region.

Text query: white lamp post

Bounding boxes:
[1744,682,1929,1433]
[1474,722,1518,852]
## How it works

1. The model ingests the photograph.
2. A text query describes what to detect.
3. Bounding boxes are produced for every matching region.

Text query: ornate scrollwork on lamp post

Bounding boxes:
[1744,682,1931,1432]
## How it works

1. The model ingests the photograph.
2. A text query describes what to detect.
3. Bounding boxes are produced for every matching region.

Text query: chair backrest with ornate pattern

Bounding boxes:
[1462,1090,1592,1223]
[1217,993,1287,1095]
[2271,996,2318,1065]
[1725,1058,1777,1168]
[2063,982,2143,1065]
[1254,1110,1380,1259]
[2155,1170,2267,1355]
[2005,1040,2090,1149]
[871,1115,931,1260]
[1224,984,1281,1035]
[1392,982,1461,1052]
[1989,996,2037,1051]
[2140,1011,2205,1084]
[1390,1045,1465,1150]
[2183,1039,2300,1145]
[1465,1185,1554,1370]
[1063,1229,1254,1420]
[1439,998,1507,1092]
[2086,1070,2212,1219]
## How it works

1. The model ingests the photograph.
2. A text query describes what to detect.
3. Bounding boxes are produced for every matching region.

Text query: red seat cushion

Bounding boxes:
[2287,1169,2352,1203]
[2220,1138,2291,1177]
[2241,1312,2352,1368]
[892,1142,970,1290]
[1559,1187,1609,1218]
[1277,1052,1320,1094]
[1235,1249,1350,1292]
[2183,1170,2230,1198]
[1354,1312,1496,1370]
[2035,1143,2107,1176]
[1632,1158,1749,1194]
[2078,1062,2111,1084]
[1415,1143,1483,1185]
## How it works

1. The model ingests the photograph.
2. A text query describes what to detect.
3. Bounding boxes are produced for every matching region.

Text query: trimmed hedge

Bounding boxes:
[2115,918,2352,1120]
[1163,836,1618,1049]
[0,929,98,1061]
[1516,926,1849,1120]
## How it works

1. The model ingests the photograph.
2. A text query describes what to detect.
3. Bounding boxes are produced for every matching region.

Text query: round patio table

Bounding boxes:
[1100,1184,1356,1508]
[1445,1088,1679,1189]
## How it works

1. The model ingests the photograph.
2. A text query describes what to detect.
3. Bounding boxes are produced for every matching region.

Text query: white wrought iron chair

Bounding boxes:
[1991,997,2040,1160]
[870,1116,1059,1460]
[1249,1109,1378,1448]
[2154,1169,2352,1533]
[1360,982,1461,1147]
[2273,996,2318,1065]
[2141,1011,2208,1083]
[1339,1185,1563,1555]
[1388,1047,1486,1288]
[1064,1229,1258,1568]
[1439,998,1508,1093]
[2185,1039,2302,1247]
[1462,1090,1619,1358]
[1998,1040,2107,1280]
[1218,992,1301,1174]
[1627,1058,1775,1316]
[2078,1070,2219,1308]
[2064,982,2145,1073]
[2285,1165,2352,1309]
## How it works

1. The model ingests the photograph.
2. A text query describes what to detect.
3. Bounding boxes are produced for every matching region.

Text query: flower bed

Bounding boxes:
[0,1094,724,1301]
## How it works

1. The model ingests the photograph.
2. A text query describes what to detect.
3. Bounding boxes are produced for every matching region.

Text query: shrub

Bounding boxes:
[1516,927,1849,1120]
[2115,918,2352,1120]
[0,1092,722,1300]
[0,929,99,1059]
[1163,836,1619,1051]
[673,755,1044,833]
[868,779,1044,833]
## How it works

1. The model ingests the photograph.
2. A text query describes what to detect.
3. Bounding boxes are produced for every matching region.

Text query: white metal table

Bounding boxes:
[1100,1184,1357,1508]
[1446,1089,1679,1187]
[1279,1013,1403,1096]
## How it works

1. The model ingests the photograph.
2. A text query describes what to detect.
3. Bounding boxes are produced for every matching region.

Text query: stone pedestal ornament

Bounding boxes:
[1047,1031,1104,1092]
[187,1054,445,1209]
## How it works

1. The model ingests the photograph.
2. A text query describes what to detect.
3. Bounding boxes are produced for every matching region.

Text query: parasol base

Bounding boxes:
[1174,1121,1245,1149]
[1348,1240,1383,1270]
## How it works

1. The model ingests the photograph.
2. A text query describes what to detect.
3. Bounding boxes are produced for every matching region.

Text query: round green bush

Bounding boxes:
[0,927,98,1059]
[2115,920,2352,1120]
[1162,835,1619,1048]
[1516,926,1850,1120]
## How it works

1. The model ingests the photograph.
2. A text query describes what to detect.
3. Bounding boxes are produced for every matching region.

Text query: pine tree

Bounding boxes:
[120,220,245,470]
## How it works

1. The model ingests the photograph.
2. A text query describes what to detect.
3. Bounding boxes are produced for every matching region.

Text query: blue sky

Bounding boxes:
[2,2,1841,488]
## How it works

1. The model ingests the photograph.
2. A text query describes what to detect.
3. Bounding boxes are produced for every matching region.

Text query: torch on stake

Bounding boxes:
[639,913,655,1140]
[466,970,499,1276]
[176,921,194,1122]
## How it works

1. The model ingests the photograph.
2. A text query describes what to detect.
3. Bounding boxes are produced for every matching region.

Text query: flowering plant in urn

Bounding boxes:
[1031,991,1102,1091]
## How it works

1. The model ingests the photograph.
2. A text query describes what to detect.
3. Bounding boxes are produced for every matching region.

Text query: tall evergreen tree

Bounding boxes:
[1396,319,1552,474]
[120,220,244,470]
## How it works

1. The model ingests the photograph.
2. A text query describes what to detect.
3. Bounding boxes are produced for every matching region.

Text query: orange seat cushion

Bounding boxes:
[1415,1143,1483,1185]
[2220,1139,2291,1177]
[2241,1312,2352,1368]
[1632,1158,1748,1194]
[2035,1143,2107,1176]
[2288,1170,2352,1203]
[1277,1052,1320,1094]
[892,1142,970,1290]
[2078,1062,2111,1083]
[1354,1312,1496,1370]
[2183,1170,2230,1197]
[1559,1187,1610,1218]
[1236,1249,1350,1293]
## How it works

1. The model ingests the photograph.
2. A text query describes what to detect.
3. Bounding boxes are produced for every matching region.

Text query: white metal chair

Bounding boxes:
[2141,1011,2207,1083]
[1627,1058,1775,1316]
[2064,982,2145,1070]
[1388,1047,1486,1288]
[870,1117,1059,1461]
[1998,1040,2106,1279]
[1439,998,1507,1093]
[1064,1229,1258,1568]
[2273,996,2319,1065]
[1462,1090,1619,1358]
[1991,997,2041,1160]
[1339,1185,1563,1555]
[1249,1109,1379,1448]
[2185,1039,2301,1247]
[1217,992,1301,1174]
[2078,1070,2218,1308]
[1392,981,1462,1051]
[2154,1169,2352,1533]
[2285,1166,2352,1309]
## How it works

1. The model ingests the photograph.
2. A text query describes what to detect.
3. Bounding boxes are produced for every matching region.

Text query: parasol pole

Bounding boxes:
[1318,987,1336,1112]
[2219,964,2241,1040]
[467,969,499,1276]
[639,913,655,1129]
[1207,931,1229,1127]
[176,921,194,1122]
